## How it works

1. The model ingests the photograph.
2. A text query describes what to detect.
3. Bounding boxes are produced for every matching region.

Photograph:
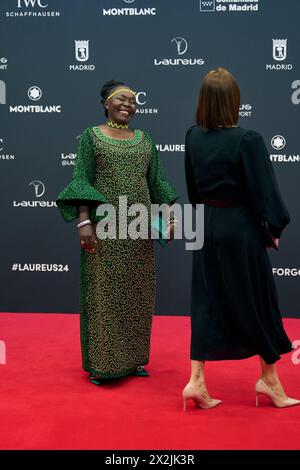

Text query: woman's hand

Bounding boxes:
[166,219,178,242]
[79,224,97,253]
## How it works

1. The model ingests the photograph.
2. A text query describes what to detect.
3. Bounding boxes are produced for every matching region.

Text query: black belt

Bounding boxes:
[202,198,243,208]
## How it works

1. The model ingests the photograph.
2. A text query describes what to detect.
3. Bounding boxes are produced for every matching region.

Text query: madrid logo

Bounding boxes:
[199,0,259,13]
[266,39,292,71]
[273,39,287,61]
[75,40,89,62]
[70,40,95,71]
[200,0,215,12]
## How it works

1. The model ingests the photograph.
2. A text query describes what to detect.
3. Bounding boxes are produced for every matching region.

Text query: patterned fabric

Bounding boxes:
[56,126,179,378]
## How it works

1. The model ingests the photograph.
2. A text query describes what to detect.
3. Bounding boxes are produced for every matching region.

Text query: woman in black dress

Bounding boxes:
[183,68,299,410]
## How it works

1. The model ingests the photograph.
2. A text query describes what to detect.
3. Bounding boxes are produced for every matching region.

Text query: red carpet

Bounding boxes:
[0,313,299,450]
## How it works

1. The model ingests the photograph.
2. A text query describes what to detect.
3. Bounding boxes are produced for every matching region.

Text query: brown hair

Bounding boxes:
[196,68,240,130]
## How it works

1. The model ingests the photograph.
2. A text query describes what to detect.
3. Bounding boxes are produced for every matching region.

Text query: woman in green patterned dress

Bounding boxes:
[56,80,178,384]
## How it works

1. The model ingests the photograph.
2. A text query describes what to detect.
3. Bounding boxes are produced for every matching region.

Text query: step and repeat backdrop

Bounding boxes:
[0,0,299,316]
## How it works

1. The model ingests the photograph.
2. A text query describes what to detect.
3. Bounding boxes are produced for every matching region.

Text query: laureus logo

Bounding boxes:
[171,37,188,55]
[154,37,204,67]
[13,180,57,207]
[29,180,45,198]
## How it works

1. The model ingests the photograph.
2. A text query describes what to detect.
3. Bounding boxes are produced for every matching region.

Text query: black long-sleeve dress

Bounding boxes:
[185,125,293,364]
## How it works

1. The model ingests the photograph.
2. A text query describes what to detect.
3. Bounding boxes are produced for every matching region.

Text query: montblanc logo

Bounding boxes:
[266,39,293,71]
[135,91,158,115]
[0,138,15,161]
[0,80,6,105]
[154,37,205,67]
[291,80,300,105]
[270,135,300,163]
[199,0,259,13]
[9,86,62,113]
[0,57,8,70]
[28,86,42,101]
[102,0,157,16]
[69,40,96,71]
[5,0,60,17]
[271,135,286,151]
[13,180,57,208]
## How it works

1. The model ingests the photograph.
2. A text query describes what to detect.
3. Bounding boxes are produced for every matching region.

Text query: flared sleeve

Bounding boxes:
[185,126,199,208]
[145,133,179,206]
[240,130,290,238]
[56,127,108,223]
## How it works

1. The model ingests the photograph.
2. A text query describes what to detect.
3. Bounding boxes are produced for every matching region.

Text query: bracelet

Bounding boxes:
[77,219,92,229]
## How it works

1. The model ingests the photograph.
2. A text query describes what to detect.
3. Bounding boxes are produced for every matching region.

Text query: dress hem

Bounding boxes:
[191,345,294,364]
[83,362,149,379]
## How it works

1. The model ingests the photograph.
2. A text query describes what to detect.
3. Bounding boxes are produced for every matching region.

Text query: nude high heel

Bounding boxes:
[182,384,222,411]
[255,378,300,408]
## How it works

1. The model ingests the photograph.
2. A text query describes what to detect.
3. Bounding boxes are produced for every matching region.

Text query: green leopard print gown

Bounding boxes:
[56,126,178,378]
